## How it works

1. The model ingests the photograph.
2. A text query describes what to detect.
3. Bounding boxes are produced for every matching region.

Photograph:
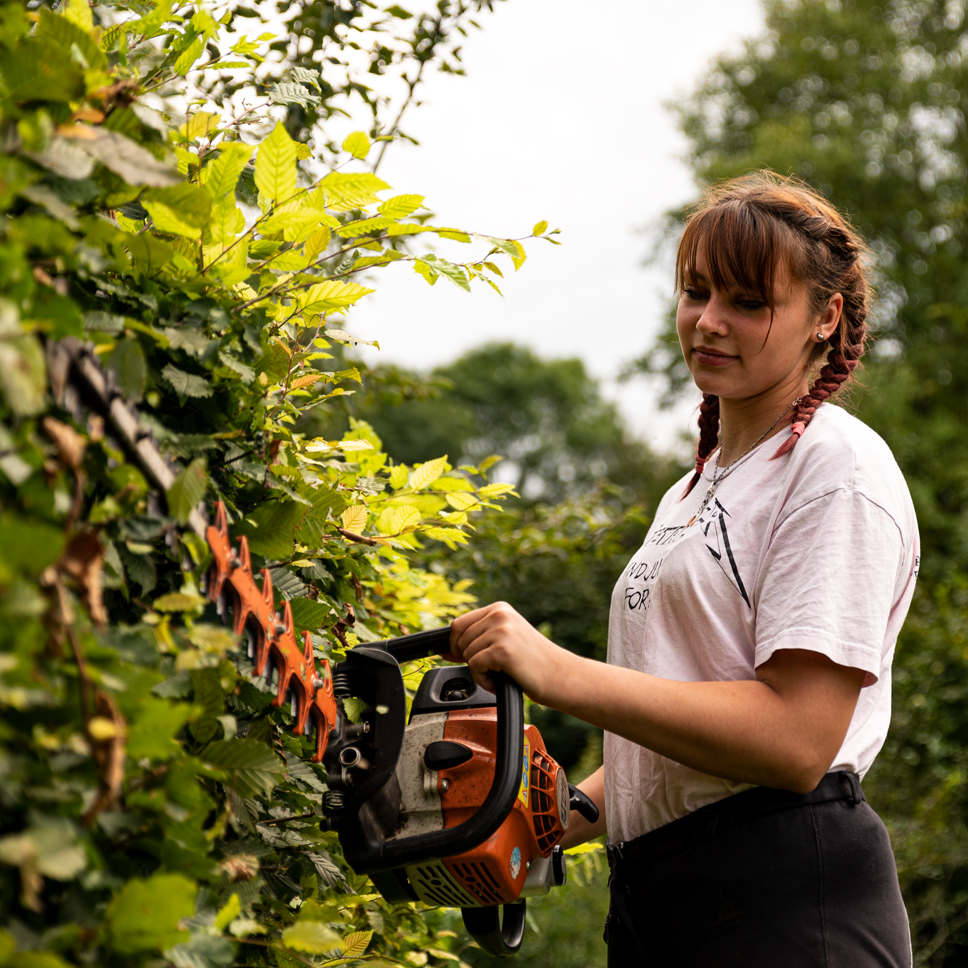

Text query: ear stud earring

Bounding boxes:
[816,331,826,341]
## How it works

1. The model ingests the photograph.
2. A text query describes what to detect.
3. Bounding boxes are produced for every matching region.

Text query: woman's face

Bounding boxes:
[676,250,833,405]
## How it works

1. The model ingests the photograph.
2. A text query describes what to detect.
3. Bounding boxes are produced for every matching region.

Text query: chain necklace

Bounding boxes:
[688,397,801,527]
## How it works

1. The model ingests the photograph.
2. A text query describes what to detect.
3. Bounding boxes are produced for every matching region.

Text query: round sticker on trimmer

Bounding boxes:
[510,847,521,880]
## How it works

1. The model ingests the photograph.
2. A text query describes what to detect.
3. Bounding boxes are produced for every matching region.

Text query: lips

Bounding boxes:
[692,346,738,366]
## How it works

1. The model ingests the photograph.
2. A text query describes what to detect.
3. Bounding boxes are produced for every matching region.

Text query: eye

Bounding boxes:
[682,286,708,301]
[736,296,767,311]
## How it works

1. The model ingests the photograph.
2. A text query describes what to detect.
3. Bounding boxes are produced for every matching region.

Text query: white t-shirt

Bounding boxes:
[603,404,919,842]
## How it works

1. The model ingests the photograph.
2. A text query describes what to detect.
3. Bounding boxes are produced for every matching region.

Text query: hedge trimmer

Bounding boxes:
[51,336,598,958]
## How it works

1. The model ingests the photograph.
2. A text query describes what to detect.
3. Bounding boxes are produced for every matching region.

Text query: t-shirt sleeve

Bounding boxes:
[753,487,904,686]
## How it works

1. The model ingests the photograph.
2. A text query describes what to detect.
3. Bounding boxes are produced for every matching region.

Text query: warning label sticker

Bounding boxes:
[518,737,530,808]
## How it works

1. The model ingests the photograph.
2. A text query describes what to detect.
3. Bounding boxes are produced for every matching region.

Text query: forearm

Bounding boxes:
[559,765,607,849]
[542,651,854,795]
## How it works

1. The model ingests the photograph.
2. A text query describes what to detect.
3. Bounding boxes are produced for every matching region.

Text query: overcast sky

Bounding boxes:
[347,0,766,455]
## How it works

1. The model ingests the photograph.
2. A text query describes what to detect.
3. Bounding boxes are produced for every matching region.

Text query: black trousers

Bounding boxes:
[604,772,912,967]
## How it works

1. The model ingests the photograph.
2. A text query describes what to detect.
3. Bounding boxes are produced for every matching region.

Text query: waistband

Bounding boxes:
[607,771,864,872]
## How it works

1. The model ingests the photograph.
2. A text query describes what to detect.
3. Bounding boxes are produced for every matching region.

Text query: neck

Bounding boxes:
[717,387,806,466]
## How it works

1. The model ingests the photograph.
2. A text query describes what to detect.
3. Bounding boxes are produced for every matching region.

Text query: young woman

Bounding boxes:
[449,173,919,967]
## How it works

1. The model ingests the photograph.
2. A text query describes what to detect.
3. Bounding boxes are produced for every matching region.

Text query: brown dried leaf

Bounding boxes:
[43,416,86,470]
[59,530,107,627]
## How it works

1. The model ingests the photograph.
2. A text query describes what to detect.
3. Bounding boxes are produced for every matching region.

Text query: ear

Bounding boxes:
[815,292,843,342]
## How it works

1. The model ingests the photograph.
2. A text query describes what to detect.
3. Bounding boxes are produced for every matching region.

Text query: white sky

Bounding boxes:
[347,0,766,455]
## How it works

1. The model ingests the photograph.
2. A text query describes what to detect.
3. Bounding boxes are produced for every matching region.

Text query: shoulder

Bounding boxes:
[781,404,916,535]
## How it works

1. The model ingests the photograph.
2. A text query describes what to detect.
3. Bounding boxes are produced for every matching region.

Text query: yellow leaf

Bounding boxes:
[408,456,448,491]
[532,219,548,236]
[341,505,367,532]
[63,0,94,32]
[299,280,374,313]
[181,112,220,142]
[319,171,390,212]
[289,373,318,391]
[342,131,371,159]
[341,930,373,958]
[389,465,409,489]
[304,225,331,263]
[478,481,516,498]
[336,439,373,452]
[201,143,254,200]
[88,716,122,740]
[378,194,424,218]
[255,121,297,203]
[282,921,341,954]
[215,893,240,931]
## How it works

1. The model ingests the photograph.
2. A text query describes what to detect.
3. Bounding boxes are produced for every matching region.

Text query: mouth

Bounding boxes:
[692,346,738,366]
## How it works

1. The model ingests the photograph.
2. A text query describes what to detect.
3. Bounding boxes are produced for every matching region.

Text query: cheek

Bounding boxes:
[675,302,692,350]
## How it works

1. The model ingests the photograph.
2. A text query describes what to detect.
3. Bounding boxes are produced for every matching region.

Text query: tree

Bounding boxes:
[356,342,674,506]
[637,1,968,961]
[0,2,552,966]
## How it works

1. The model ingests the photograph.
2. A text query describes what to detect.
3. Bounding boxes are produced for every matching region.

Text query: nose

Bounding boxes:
[695,295,727,337]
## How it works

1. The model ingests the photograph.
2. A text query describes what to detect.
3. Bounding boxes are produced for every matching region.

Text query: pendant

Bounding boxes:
[688,483,716,528]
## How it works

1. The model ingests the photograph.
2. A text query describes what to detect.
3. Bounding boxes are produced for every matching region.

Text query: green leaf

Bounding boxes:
[235,501,306,559]
[107,337,147,402]
[173,36,205,76]
[0,516,65,576]
[162,364,213,398]
[289,597,331,632]
[202,739,287,798]
[143,184,212,238]
[319,171,390,211]
[214,892,240,931]
[282,921,342,955]
[299,280,375,313]
[254,122,297,203]
[342,131,371,159]
[126,698,191,761]
[0,333,47,416]
[107,873,196,954]
[165,934,235,968]
[377,193,424,218]
[167,458,207,525]
[269,82,321,108]
[76,128,182,187]
[202,143,254,200]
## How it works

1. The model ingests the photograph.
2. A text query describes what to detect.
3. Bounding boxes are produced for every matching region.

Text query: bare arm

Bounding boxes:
[451,603,865,795]
[559,765,607,849]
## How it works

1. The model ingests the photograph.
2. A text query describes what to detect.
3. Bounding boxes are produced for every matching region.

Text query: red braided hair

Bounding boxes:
[676,172,870,498]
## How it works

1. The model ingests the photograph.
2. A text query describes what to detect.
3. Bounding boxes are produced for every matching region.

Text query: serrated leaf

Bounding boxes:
[107,873,196,954]
[144,183,212,238]
[389,465,409,489]
[181,111,220,142]
[235,501,306,560]
[173,36,204,75]
[153,592,208,612]
[478,481,516,498]
[269,82,320,108]
[420,526,468,543]
[377,193,424,218]
[409,456,448,490]
[304,225,331,263]
[166,458,207,525]
[290,67,322,88]
[202,143,254,200]
[488,237,527,270]
[300,280,374,313]
[445,492,478,511]
[341,931,372,958]
[336,216,395,238]
[282,921,342,955]
[342,131,371,159]
[319,171,390,211]
[306,851,348,889]
[162,364,212,398]
[202,739,287,798]
[255,121,297,203]
[378,504,420,535]
[63,0,94,33]
[289,597,331,632]
[106,337,146,402]
[74,127,182,187]
[532,219,548,236]
[340,505,367,532]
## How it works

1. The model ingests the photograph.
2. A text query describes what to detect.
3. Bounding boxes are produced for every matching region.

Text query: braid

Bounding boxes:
[681,393,720,498]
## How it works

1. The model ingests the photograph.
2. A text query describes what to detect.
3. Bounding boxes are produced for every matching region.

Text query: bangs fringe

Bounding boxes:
[676,198,806,308]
